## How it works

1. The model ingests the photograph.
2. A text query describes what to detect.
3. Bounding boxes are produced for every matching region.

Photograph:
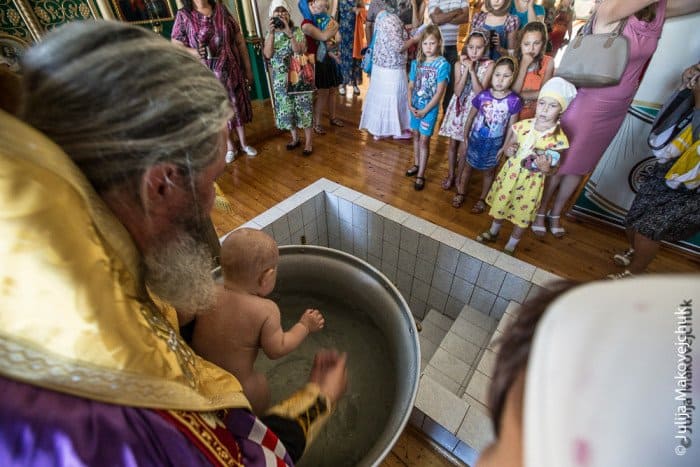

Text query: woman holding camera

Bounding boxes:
[172,0,257,162]
[263,0,314,155]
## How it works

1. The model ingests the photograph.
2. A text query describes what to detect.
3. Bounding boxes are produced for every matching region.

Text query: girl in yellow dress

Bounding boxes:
[476,77,577,255]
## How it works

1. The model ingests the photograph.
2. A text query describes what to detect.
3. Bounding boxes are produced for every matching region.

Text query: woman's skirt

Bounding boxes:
[625,160,700,242]
[359,64,411,137]
[315,57,342,89]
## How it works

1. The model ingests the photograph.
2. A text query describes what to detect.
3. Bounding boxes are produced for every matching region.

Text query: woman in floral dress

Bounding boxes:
[172,0,257,161]
[263,0,314,155]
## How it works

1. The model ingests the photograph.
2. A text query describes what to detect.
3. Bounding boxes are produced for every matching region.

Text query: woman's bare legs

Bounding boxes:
[234,125,248,149]
[626,232,660,273]
[547,174,583,231]
[328,86,338,122]
[315,88,329,129]
[534,173,562,230]
[303,127,313,151]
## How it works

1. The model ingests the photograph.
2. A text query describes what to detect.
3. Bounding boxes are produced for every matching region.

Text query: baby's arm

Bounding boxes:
[260,305,325,359]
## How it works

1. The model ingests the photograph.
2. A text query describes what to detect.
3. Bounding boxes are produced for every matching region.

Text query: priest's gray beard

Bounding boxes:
[144,218,216,320]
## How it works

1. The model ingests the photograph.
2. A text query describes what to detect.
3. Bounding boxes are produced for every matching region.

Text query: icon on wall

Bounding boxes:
[0,33,29,73]
[113,0,174,24]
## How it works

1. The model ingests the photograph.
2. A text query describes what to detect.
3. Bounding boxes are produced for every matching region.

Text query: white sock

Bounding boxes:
[489,221,502,236]
[505,236,520,251]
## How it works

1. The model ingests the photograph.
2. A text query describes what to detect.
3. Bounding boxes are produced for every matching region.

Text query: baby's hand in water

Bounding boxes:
[301,308,325,332]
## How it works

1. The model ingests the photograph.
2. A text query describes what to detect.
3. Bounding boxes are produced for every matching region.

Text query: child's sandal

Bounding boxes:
[470,199,486,214]
[405,165,419,177]
[441,176,454,190]
[476,231,498,243]
[452,193,465,208]
[414,176,426,191]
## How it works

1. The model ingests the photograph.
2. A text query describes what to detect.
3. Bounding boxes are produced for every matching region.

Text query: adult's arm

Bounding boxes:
[262,350,347,462]
[170,11,202,59]
[449,7,471,25]
[594,0,657,27]
[302,20,339,42]
[666,0,700,18]
[429,3,459,25]
[232,19,253,83]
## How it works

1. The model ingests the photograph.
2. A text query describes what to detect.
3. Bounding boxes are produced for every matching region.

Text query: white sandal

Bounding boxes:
[547,211,566,238]
[613,248,635,267]
[531,213,547,237]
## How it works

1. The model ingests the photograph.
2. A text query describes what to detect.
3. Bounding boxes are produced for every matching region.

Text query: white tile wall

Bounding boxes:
[226,178,566,457]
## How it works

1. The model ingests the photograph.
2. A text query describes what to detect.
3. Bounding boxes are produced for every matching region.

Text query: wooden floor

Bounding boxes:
[212,86,698,467]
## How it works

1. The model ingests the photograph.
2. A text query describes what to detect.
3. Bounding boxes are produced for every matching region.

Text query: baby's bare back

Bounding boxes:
[192,286,277,381]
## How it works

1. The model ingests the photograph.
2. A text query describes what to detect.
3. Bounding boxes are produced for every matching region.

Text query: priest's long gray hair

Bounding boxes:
[19,20,232,196]
[19,20,232,315]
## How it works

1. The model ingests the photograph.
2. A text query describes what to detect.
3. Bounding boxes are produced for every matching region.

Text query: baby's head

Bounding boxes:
[309,0,329,14]
[535,77,577,125]
[221,228,279,296]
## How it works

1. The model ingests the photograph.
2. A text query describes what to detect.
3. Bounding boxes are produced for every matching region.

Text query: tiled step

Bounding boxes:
[418,309,454,370]
[413,301,523,463]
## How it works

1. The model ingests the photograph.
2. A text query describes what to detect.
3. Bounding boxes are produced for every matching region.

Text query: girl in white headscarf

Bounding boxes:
[477,275,699,467]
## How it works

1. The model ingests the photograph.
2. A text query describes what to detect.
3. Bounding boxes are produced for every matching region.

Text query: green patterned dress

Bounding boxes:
[268,27,313,130]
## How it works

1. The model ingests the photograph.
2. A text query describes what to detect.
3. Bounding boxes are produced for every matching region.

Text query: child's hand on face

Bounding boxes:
[520,53,535,69]
[300,308,325,332]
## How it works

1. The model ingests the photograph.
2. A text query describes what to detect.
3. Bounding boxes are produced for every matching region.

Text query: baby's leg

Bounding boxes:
[243,372,271,415]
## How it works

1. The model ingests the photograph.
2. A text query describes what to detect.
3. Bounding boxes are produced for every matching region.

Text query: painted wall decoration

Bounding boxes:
[28,0,97,31]
[111,0,172,24]
[1,0,99,40]
[0,30,28,70]
[1,0,39,40]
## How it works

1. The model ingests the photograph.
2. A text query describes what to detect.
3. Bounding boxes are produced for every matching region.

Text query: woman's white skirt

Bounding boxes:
[359,65,411,137]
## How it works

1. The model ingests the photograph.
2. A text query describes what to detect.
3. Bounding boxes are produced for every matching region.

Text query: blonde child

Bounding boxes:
[476,77,576,254]
[192,228,325,414]
[438,30,495,190]
[405,25,451,191]
[452,56,522,211]
[512,21,554,120]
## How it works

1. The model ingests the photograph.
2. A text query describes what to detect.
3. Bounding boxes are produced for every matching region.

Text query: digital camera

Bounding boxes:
[272,17,285,29]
